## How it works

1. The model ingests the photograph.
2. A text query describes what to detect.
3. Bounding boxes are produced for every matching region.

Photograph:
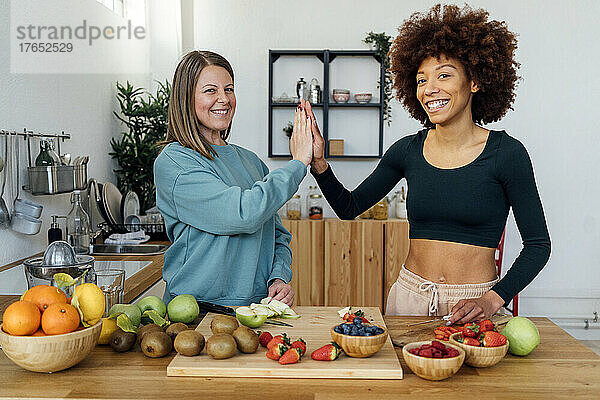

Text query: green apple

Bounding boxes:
[109,303,142,327]
[137,295,167,324]
[236,306,268,328]
[167,294,199,324]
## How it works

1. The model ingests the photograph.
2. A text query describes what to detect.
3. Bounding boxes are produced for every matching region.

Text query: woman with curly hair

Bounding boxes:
[299,4,550,323]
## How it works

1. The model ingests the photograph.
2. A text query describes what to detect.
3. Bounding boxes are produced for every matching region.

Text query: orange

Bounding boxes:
[31,329,46,336]
[41,303,80,335]
[2,300,41,336]
[23,285,68,313]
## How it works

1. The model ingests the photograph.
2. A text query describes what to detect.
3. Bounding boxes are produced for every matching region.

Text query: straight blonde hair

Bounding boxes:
[163,51,234,159]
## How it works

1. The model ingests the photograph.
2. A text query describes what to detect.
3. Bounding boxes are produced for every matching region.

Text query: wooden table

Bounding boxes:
[1,316,598,399]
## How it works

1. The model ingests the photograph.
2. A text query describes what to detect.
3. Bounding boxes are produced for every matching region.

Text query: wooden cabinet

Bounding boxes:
[282,219,409,313]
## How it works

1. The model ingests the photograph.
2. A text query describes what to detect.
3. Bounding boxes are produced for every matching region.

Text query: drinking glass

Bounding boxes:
[94,269,125,316]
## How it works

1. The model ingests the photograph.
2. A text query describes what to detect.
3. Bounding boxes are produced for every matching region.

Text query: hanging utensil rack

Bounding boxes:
[0,128,71,167]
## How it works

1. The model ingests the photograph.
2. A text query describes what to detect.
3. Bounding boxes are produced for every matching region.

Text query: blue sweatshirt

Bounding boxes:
[154,142,307,306]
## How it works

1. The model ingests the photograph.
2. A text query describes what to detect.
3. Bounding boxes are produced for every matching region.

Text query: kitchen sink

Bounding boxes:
[90,244,168,255]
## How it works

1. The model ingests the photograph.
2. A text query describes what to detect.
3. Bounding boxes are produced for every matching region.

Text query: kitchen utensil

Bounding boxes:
[330,325,388,358]
[196,300,293,327]
[26,165,75,195]
[60,153,71,165]
[87,178,107,230]
[354,93,372,103]
[448,332,509,367]
[406,313,453,327]
[10,212,42,235]
[402,340,465,380]
[102,182,123,228]
[74,164,87,190]
[296,77,309,101]
[0,133,10,228]
[0,320,102,373]
[13,199,43,219]
[43,240,77,265]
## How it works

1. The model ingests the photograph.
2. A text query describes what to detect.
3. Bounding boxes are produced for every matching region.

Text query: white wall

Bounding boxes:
[193,0,600,334]
[0,0,181,266]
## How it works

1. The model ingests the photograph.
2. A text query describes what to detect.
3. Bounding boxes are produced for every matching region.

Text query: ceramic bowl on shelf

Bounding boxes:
[354,93,373,103]
[402,340,465,380]
[332,92,350,103]
[449,332,509,367]
[330,325,388,357]
[0,320,102,373]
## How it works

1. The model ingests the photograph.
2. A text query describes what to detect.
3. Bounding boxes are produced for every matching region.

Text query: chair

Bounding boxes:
[495,229,518,316]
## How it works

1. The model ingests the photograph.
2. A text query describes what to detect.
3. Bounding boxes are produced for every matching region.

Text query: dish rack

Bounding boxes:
[97,221,168,241]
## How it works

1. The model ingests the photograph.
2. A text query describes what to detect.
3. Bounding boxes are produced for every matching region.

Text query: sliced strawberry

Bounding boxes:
[279,347,302,365]
[481,331,507,347]
[311,343,342,361]
[463,337,481,347]
[266,343,288,360]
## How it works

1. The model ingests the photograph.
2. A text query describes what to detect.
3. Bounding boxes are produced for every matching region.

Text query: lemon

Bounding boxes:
[72,283,105,327]
[98,318,119,345]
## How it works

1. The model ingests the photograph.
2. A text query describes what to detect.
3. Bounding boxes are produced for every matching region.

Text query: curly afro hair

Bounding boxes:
[389,4,520,127]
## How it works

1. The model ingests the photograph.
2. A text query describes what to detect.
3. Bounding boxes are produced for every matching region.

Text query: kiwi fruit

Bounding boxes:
[174,330,205,356]
[110,329,136,353]
[232,326,259,354]
[206,333,237,359]
[141,331,173,358]
[166,322,190,341]
[210,315,239,335]
[136,323,163,345]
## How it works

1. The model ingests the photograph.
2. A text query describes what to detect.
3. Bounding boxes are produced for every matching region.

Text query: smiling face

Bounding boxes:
[416,55,478,127]
[194,65,236,140]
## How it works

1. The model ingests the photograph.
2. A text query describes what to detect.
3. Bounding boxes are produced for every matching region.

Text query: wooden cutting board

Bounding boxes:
[390,314,513,347]
[167,306,403,379]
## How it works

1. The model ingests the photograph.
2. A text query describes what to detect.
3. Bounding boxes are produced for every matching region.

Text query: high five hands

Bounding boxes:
[291,99,328,173]
[289,99,313,166]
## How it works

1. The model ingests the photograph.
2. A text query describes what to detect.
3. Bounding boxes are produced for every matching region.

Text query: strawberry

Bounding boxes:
[343,309,368,323]
[258,331,273,348]
[267,333,290,350]
[266,343,288,360]
[311,342,342,361]
[462,322,480,338]
[279,347,302,365]
[290,338,306,356]
[463,337,481,347]
[481,331,507,347]
[479,319,494,332]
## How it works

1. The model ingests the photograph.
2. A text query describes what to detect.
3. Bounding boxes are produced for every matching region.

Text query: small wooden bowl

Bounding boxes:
[449,332,509,367]
[0,320,102,373]
[330,325,388,358]
[402,341,465,380]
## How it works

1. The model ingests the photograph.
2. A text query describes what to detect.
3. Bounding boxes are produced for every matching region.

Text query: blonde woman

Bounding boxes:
[154,51,313,306]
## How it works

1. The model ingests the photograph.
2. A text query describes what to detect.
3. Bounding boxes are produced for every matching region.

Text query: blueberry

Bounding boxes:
[365,332,372,336]
[353,317,363,326]
[334,326,342,333]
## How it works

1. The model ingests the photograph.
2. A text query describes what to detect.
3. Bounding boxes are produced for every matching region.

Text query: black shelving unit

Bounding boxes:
[268,49,385,159]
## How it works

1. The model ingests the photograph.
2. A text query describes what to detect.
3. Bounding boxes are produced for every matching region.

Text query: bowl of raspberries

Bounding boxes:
[331,317,388,358]
[402,340,465,380]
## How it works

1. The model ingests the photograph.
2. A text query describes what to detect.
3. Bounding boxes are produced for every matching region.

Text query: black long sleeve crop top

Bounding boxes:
[312,129,551,305]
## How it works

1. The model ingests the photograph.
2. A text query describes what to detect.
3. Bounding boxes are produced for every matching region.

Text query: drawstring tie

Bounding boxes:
[419,281,439,316]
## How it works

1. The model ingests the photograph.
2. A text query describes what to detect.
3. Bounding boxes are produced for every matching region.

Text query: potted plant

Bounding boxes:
[364,31,393,125]
[110,81,170,213]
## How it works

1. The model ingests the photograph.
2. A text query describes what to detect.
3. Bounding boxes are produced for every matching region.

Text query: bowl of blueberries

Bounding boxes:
[331,317,388,358]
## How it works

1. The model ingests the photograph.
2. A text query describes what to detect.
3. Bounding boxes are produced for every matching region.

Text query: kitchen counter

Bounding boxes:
[0,314,598,398]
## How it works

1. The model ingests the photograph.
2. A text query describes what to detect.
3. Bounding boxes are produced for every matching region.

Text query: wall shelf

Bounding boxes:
[268,49,385,159]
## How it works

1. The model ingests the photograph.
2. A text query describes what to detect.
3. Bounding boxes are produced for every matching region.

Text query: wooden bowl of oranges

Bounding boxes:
[0,284,103,372]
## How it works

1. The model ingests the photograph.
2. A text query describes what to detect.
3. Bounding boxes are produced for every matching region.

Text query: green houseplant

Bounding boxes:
[364,31,393,125]
[110,80,170,213]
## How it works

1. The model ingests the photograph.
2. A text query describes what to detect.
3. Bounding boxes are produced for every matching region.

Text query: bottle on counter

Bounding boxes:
[66,190,90,254]
[47,215,63,244]
[395,187,407,219]
[34,139,54,167]
[308,193,323,220]
[46,139,62,166]
[286,194,301,220]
